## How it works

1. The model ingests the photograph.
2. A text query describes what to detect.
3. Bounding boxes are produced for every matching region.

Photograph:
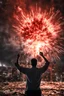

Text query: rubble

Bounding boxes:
[0,66,64,96]
[0,81,64,96]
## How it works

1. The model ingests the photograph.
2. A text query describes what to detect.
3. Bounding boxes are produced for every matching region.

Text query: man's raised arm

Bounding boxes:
[39,52,50,73]
[15,54,21,71]
[15,54,28,74]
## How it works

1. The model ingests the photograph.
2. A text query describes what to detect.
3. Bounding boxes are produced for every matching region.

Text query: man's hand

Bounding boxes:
[40,52,44,57]
[17,54,20,59]
[15,54,20,66]
[15,62,17,66]
[40,52,50,64]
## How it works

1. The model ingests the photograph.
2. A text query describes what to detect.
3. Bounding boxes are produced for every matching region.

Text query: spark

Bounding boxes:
[11,6,64,62]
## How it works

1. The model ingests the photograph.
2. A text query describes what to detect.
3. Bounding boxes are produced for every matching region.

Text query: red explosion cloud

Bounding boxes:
[10,6,64,63]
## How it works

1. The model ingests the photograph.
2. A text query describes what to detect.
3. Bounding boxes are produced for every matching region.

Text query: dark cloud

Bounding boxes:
[0,23,18,65]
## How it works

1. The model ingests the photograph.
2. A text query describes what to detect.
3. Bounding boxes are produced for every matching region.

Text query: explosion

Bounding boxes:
[11,6,64,63]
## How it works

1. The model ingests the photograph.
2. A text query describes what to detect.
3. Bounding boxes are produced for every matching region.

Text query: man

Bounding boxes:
[15,52,50,96]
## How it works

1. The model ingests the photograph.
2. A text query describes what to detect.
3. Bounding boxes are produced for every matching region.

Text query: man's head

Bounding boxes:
[31,58,37,67]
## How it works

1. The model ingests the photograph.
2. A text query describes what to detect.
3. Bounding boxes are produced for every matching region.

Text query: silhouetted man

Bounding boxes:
[15,52,50,96]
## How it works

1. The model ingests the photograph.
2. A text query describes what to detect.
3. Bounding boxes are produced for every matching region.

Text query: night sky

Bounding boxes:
[0,0,64,66]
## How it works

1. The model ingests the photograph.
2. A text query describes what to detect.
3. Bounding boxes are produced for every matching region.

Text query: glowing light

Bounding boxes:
[11,6,64,62]
[0,63,1,66]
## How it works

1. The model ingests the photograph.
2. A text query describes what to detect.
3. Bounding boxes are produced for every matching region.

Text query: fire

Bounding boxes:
[11,6,64,62]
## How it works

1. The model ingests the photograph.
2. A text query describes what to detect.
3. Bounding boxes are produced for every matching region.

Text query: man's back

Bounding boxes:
[26,67,42,90]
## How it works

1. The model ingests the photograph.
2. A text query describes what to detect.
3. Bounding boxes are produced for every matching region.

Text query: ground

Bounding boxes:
[0,81,64,96]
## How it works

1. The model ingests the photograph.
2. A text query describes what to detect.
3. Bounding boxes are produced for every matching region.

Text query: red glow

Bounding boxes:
[11,6,64,62]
